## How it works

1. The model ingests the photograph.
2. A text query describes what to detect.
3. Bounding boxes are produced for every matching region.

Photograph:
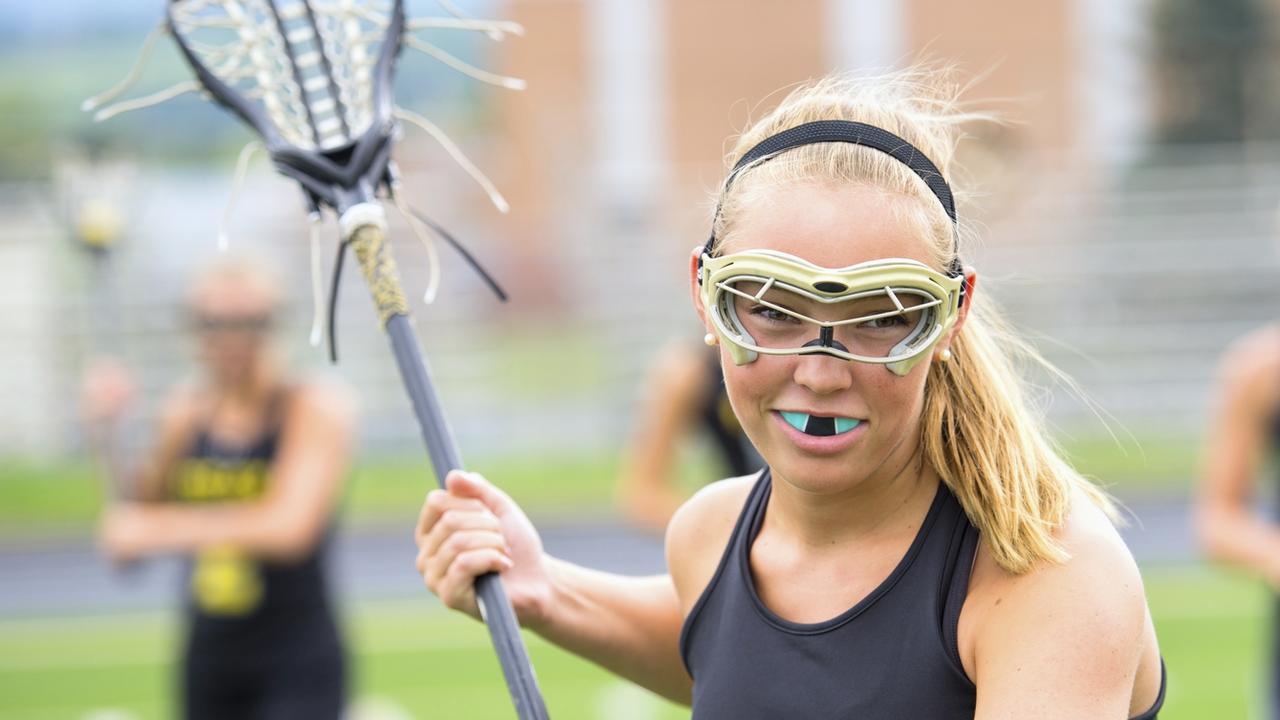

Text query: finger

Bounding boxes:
[416,490,448,541]
[420,522,506,582]
[423,528,509,589]
[416,488,486,540]
[421,523,504,587]
[416,488,486,535]
[440,548,513,612]
[446,471,516,515]
[421,509,505,562]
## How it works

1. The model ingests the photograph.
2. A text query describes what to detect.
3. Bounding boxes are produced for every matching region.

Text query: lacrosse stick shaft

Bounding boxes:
[348,222,551,720]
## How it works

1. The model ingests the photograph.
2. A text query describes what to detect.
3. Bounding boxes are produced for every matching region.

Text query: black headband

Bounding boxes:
[703,119,963,281]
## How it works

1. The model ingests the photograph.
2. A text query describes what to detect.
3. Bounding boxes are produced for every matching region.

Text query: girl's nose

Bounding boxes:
[792,352,854,395]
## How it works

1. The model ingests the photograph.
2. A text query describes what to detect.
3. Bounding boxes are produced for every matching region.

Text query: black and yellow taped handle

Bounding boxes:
[349,223,410,327]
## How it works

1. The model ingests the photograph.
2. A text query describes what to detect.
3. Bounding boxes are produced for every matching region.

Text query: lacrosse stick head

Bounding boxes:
[166,0,406,213]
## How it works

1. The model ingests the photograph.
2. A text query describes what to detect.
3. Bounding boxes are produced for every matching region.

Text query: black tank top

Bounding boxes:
[697,350,762,478]
[171,390,339,659]
[679,469,1166,719]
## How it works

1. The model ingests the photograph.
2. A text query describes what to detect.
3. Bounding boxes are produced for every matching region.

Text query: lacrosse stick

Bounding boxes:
[56,144,144,515]
[85,1,548,717]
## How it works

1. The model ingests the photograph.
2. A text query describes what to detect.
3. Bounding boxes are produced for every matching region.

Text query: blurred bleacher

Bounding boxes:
[2,144,1279,460]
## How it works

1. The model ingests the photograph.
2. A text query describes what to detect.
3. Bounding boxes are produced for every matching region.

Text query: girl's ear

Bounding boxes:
[944,267,977,349]
[956,268,977,331]
[935,268,977,362]
[689,247,712,331]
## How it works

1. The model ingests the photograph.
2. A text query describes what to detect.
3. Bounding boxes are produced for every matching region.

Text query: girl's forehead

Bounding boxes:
[192,278,276,315]
[723,184,936,269]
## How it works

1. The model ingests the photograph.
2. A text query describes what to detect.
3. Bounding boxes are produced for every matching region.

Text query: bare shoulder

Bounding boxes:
[286,375,358,427]
[963,482,1158,714]
[1219,323,1280,389]
[156,381,205,434]
[1223,323,1280,361]
[665,474,758,614]
[971,482,1145,634]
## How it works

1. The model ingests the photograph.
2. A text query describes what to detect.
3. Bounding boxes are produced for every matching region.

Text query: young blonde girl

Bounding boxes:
[415,68,1165,718]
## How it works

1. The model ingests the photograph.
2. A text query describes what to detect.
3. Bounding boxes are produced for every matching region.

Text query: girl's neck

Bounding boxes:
[211,359,277,409]
[768,449,940,550]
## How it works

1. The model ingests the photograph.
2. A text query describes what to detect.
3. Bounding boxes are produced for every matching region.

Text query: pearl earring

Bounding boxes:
[938,347,953,362]
[704,333,718,347]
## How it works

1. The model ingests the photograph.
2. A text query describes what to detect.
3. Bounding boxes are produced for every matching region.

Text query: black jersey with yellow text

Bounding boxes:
[171,391,345,719]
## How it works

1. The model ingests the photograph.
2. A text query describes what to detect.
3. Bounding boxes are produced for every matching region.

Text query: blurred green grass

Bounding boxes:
[0,565,1266,719]
[0,598,688,720]
[0,430,1201,537]
[1059,431,1202,493]
[1149,566,1273,718]
[0,452,622,538]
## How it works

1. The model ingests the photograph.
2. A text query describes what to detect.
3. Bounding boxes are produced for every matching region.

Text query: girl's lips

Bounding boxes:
[771,410,866,455]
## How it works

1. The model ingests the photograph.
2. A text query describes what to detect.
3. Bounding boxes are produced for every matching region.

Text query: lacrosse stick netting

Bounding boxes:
[88,1,549,717]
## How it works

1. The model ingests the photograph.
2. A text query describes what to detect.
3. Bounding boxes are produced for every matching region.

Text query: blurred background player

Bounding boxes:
[1197,323,1280,718]
[616,340,762,532]
[81,257,356,720]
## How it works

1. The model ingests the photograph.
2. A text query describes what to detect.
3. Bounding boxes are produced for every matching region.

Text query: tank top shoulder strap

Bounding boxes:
[1129,660,1167,720]
[939,501,980,684]
[263,384,294,434]
[184,389,217,456]
[678,468,771,670]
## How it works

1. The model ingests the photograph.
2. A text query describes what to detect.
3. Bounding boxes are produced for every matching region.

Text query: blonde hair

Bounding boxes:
[188,253,283,313]
[715,68,1114,574]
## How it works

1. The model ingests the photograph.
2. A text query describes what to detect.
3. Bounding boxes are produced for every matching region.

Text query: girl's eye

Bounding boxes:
[859,315,909,330]
[749,305,798,323]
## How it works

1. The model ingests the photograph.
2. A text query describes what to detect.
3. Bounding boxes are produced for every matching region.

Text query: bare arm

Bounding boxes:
[533,475,753,701]
[525,475,751,701]
[533,559,690,701]
[967,498,1158,719]
[1196,327,1280,585]
[417,471,694,703]
[81,360,199,502]
[617,342,708,532]
[101,381,356,562]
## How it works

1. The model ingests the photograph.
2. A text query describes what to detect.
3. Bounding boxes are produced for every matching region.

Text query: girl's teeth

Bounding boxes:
[834,417,861,434]
[779,412,862,436]
[781,411,809,432]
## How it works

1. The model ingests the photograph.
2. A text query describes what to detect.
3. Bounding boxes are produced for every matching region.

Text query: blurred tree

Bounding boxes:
[1151,0,1280,144]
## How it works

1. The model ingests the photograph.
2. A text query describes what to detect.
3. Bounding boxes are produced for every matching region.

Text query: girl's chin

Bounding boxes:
[765,453,873,492]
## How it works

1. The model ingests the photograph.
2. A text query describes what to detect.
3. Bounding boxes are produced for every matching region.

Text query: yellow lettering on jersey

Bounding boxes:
[174,460,268,502]
[192,546,263,616]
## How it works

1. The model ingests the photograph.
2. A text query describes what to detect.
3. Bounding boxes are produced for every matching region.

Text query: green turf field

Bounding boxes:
[0,565,1269,719]
[0,432,1229,718]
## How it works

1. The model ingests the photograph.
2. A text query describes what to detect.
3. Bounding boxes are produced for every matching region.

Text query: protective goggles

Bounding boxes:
[700,249,963,375]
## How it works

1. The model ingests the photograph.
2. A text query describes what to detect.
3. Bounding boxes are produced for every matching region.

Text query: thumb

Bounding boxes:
[446,470,515,515]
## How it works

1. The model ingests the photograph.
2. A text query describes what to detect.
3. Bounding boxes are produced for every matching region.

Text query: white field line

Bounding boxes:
[346,695,415,720]
[0,706,147,720]
[80,710,141,720]
[9,696,414,720]
[593,681,665,720]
